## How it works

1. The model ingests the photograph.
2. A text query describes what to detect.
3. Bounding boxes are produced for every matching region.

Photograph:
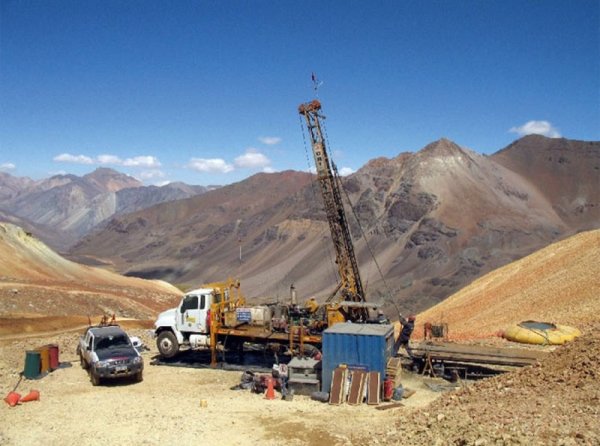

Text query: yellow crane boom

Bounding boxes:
[298,99,370,323]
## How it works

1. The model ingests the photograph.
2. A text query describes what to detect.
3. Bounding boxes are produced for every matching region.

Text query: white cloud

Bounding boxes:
[234,149,271,169]
[155,180,172,187]
[338,167,355,176]
[509,120,561,138]
[123,156,161,168]
[263,166,276,173]
[0,162,16,171]
[54,153,161,168]
[53,153,94,164]
[259,136,282,145]
[97,154,123,164]
[187,158,234,173]
[139,169,166,180]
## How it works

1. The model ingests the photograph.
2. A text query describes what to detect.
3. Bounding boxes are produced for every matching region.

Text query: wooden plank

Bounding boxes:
[375,402,404,411]
[347,370,367,405]
[367,371,380,405]
[329,367,346,405]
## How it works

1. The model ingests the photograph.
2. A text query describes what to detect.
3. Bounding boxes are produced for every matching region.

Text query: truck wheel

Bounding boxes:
[91,371,101,386]
[135,371,143,383]
[80,353,87,369]
[157,331,179,358]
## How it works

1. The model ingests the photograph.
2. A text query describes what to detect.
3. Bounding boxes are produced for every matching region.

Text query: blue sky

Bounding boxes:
[1,1,598,186]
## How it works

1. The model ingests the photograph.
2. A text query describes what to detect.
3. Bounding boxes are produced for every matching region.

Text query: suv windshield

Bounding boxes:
[95,334,131,350]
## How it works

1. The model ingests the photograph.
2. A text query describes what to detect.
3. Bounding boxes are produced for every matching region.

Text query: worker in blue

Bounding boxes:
[399,314,416,358]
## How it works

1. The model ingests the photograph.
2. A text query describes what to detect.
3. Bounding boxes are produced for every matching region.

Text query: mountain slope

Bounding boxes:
[0,172,34,201]
[492,135,600,229]
[415,229,600,338]
[70,170,315,287]
[70,136,599,313]
[0,223,182,319]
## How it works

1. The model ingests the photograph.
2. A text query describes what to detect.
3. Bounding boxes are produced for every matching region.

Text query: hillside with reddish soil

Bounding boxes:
[0,223,182,330]
[414,229,600,339]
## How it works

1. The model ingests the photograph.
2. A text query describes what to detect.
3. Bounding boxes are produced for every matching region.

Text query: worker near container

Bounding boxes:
[376,310,389,324]
[399,315,416,358]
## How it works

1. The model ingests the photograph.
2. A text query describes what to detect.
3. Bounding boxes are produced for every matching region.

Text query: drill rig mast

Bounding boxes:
[298,99,370,324]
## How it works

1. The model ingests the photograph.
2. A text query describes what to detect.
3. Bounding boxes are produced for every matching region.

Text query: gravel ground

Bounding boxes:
[2,324,598,445]
[0,328,439,446]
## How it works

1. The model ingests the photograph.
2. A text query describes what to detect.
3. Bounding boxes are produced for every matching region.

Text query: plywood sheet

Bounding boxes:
[367,371,380,405]
[329,367,347,405]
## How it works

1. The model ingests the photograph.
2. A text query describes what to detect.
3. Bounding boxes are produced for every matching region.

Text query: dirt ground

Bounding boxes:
[2,325,599,445]
[0,328,441,446]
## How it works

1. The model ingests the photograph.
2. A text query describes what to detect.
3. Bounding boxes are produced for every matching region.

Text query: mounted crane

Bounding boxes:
[298,99,373,326]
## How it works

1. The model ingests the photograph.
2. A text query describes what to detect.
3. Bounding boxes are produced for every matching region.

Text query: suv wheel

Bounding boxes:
[157,331,179,358]
[91,371,101,386]
[79,352,88,369]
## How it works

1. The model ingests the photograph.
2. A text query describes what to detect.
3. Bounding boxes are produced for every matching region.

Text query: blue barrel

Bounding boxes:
[24,350,41,379]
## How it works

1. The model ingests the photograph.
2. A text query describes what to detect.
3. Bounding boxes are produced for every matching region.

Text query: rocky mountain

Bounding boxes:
[491,134,600,229]
[69,136,600,314]
[0,172,34,201]
[115,182,211,215]
[0,168,211,250]
[70,170,315,284]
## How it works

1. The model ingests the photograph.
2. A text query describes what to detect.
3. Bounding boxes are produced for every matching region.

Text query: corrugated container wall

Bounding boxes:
[321,323,395,392]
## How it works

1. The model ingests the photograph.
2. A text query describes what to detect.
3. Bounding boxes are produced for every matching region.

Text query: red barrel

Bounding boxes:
[48,344,59,370]
[383,378,394,401]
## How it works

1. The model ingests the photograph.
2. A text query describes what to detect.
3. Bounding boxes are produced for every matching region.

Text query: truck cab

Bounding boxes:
[154,279,244,358]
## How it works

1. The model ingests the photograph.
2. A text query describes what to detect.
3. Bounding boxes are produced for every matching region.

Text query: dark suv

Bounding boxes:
[77,325,144,385]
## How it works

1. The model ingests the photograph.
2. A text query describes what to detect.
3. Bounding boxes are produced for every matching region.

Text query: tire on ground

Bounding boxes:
[91,371,101,386]
[157,331,179,358]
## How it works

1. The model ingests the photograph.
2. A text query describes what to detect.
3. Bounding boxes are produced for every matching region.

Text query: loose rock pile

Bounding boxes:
[377,323,600,445]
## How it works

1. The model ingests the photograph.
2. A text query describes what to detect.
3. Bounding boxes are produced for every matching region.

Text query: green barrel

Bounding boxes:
[24,350,41,379]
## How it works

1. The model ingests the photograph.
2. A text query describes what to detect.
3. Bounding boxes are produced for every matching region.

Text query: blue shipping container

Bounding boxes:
[321,323,395,392]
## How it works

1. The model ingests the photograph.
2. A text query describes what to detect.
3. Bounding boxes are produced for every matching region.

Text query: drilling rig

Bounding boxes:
[154,98,379,365]
[298,99,374,326]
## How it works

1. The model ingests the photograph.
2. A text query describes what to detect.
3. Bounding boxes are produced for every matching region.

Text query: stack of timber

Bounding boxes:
[411,341,547,369]
[386,357,402,386]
